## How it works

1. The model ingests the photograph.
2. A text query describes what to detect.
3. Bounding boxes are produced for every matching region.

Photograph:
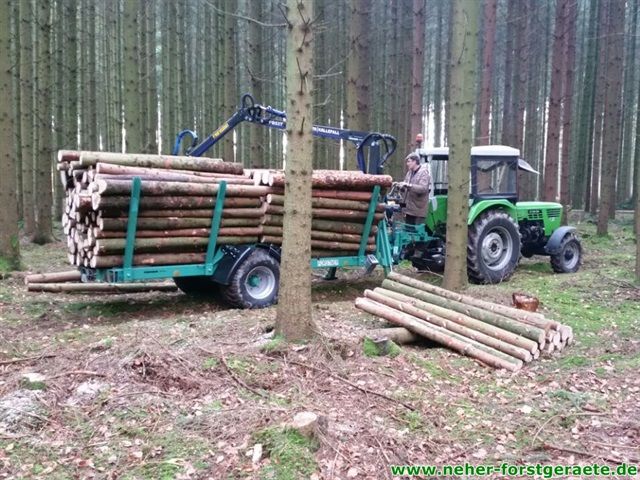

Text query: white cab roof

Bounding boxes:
[416,145,520,157]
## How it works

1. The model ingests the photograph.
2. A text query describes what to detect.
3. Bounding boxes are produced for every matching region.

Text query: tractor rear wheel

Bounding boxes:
[173,275,219,296]
[221,249,279,309]
[467,210,521,284]
[550,233,582,273]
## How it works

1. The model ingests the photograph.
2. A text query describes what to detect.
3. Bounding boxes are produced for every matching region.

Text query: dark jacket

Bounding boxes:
[402,165,431,217]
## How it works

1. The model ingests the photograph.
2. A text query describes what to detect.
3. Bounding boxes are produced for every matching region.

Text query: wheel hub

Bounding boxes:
[481,228,513,270]
[244,266,276,300]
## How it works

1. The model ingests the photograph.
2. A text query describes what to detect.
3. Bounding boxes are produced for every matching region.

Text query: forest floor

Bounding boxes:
[0,216,639,479]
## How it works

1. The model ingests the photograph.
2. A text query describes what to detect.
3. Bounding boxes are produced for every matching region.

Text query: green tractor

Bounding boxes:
[390,145,583,283]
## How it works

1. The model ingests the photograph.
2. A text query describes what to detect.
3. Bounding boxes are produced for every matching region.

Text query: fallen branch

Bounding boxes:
[0,354,56,366]
[220,354,269,398]
[541,443,636,465]
[46,370,105,381]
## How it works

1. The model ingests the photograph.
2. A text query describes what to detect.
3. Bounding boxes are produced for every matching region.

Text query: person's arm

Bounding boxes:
[407,169,430,195]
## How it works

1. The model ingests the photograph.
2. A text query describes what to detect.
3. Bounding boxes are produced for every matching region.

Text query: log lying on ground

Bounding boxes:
[24,270,82,285]
[374,287,539,353]
[365,327,421,345]
[387,272,558,330]
[364,289,533,362]
[355,298,522,372]
[27,282,178,293]
[78,151,243,175]
[381,279,546,344]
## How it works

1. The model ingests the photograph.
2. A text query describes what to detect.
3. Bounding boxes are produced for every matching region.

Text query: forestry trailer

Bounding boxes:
[79,95,582,308]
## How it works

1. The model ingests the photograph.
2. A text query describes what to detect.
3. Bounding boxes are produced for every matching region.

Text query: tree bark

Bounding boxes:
[268,171,392,189]
[477,0,497,145]
[0,0,20,269]
[597,0,625,235]
[95,179,270,197]
[92,194,261,211]
[276,0,317,341]
[123,0,143,153]
[408,0,426,145]
[443,0,478,291]
[25,271,82,284]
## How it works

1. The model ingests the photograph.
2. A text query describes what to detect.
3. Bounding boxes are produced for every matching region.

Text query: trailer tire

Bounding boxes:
[467,210,521,284]
[173,276,219,296]
[221,249,279,309]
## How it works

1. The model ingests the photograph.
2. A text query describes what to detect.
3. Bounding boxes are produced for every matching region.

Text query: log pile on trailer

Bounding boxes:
[355,272,574,372]
[248,169,391,256]
[58,151,392,270]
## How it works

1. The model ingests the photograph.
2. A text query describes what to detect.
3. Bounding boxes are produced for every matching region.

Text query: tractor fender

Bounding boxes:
[544,226,576,255]
[467,199,518,225]
[211,244,281,285]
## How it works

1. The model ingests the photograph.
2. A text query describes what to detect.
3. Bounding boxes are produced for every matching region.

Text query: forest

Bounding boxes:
[0,0,639,478]
[0,0,639,259]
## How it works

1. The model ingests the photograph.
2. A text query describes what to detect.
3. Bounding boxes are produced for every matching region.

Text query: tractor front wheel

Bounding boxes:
[467,210,521,284]
[221,249,279,309]
[550,233,582,273]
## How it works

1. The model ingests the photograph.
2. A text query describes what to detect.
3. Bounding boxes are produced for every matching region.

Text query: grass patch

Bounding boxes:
[255,426,318,480]
[260,335,287,354]
[408,353,457,381]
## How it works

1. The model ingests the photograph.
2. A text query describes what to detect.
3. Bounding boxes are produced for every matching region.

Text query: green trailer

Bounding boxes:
[81,177,395,309]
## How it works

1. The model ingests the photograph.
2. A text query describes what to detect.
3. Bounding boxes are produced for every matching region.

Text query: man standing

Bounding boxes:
[399,152,431,225]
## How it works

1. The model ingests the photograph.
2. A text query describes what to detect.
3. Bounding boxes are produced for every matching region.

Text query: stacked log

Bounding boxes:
[24,270,177,293]
[58,150,270,268]
[355,272,574,372]
[59,150,392,269]
[250,169,392,256]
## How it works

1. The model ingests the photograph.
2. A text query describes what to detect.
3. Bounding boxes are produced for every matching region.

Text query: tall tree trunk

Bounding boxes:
[560,0,577,220]
[573,0,598,210]
[32,0,54,244]
[477,0,497,145]
[444,0,479,291]
[543,0,568,202]
[19,0,35,236]
[590,0,610,215]
[143,0,158,153]
[501,0,515,146]
[597,0,625,235]
[409,0,426,148]
[223,0,237,163]
[0,0,21,269]
[276,0,317,341]
[123,0,142,153]
[433,1,443,147]
[346,0,370,169]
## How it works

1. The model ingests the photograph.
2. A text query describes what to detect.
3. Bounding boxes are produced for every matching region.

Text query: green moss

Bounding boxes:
[255,426,318,480]
[260,335,287,354]
[363,337,401,358]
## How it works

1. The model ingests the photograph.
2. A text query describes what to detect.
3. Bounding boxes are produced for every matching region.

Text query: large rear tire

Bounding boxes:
[221,249,279,309]
[467,210,521,284]
[550,233,582,273]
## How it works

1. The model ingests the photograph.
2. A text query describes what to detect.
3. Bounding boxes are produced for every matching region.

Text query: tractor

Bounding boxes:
[387,143,583,283]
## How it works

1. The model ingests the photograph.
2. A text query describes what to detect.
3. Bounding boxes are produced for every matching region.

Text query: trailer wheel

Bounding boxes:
[467,210,521,284]
[173,276,219,296]
[550,233,582,273]
[221,249,279,309]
